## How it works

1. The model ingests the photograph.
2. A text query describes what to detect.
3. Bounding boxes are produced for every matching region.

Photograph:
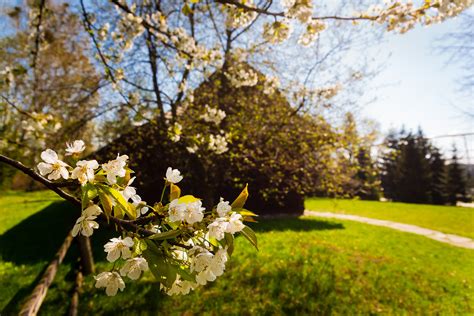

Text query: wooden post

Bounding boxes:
[77,236,95,275]
[68,266,83,316]
[19,232,74,316]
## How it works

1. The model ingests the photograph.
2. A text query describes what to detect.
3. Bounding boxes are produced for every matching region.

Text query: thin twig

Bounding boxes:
[0,154,157,236]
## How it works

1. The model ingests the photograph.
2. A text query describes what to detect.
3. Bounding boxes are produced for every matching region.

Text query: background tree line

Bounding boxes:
[380,128,472,205]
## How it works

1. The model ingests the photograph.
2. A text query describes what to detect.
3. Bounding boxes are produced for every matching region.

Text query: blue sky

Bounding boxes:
[361,16,473,162]
[1,1,471,161]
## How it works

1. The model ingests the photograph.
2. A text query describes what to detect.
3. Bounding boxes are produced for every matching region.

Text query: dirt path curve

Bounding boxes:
[304,210,474,250]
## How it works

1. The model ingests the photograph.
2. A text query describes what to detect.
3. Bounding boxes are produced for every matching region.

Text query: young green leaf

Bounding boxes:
[231,184,249,209]
[241,226,258,250]
[99,185,136,219]
[148,229,182,241]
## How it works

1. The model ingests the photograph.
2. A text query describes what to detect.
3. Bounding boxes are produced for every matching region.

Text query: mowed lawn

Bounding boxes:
[1,191,473,315]
[306,198,474,239]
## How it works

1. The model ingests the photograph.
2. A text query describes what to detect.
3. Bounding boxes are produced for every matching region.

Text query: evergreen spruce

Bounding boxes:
[429,148,447,205]
[446,145,467,205]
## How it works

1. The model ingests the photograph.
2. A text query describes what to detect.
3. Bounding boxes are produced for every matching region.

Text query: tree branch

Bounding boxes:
[0,154,157,237]
[215,0,378,21]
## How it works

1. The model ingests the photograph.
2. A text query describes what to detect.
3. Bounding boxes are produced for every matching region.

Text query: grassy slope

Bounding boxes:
[0,191,79,312]
[0,191,60,234]
[306,198,474,239]
[1,192,473,315]
[40,217,473,315]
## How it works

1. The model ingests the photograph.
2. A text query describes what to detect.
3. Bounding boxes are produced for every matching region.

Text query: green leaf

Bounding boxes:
[170,183,181,201]
[81,183,94,209]
[99,185,136,219]
[224,233,234,256]
[182,3,193,15]
[178,195,200,204]
[98,191,113,220]
[231,184,249,209]
[144,239,160,253]
[236,208,258,217]
[241,226,258,251]
[208,236,220,247]
[148,229,181,241]
[142,241,178,288]
[175,266,196,282]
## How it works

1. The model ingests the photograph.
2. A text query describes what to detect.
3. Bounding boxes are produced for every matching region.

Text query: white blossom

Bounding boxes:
[94,272,125,296]
[37,149,69,180]
[120,257,149,280]
[208,218,229,241]
[191,247,228,285]
[186,144,199,154]
[165,167,183,184]
[226,1,257,28]
[135,202,150,218]
[71,160,99,185]
[263,76,280,95]
[284,0,313,23]
[165,275,196,295]
[65,140,85,156]
[104,236,134,262]
[298,20,326,46]
[83,204,102,217]
[217,198,232,217]
[168,122,182,142]
[208,134,229,155]
[227,212,245,234]
[263,21,292,44]
[122,177,141,204]
[102,154,129,184]
[168,199,187,222]
[183,200,205,224]
[72,205,102,237]
[168,199,205,224]
[225,66,258,88]
[200,105,226,125]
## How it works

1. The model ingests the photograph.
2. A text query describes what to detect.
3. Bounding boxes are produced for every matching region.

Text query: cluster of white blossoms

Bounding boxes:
[263,76,281,95]
[112,5,145,51]
[225,65,259,88]
[168,122,183,143]
[208,134,229,155]
[185,133,229,155]
[225,1,258,28]
[200,104,226,125]
[36,141,257,297]
[0,66,15,89]
[168,198,205,224]
[17,112,61,153]
[170,28,219,65]
[314,84,342,100]
[281,0,313,23]
[263,21,293,44]
[298,20,326,47]
[207,198,245,240]
[27,6,50,54]
[364,0,474,33]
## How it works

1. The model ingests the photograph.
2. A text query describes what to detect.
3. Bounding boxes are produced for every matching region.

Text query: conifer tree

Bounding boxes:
[429,148,447,205]
[446,145,467,205]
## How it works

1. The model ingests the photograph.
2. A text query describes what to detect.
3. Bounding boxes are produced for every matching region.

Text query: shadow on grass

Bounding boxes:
[249,217,344,233]
[0,201,79,264]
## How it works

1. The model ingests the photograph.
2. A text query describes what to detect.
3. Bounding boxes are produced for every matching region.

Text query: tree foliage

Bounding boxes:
[381,128,470,205]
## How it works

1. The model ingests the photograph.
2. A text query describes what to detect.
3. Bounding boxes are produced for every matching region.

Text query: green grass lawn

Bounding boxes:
[1,191,474,315]
[0,190,61,234]
[306,198,474,239]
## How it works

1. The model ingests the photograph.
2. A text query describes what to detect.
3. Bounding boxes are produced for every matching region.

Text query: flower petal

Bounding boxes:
[41,149,58,164]
[37,162,52,175]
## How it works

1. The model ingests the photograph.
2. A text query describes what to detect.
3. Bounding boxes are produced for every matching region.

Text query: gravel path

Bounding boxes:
[304,210,474,249]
